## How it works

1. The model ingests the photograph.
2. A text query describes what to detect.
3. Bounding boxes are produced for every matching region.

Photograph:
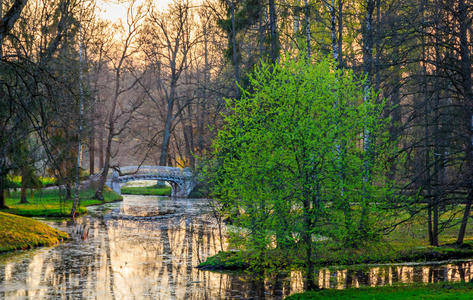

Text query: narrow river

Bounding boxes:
[1,195,473,299]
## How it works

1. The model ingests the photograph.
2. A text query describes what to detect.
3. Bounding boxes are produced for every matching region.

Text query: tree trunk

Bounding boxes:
[268,0,278,64]
[328,0,337,61]
[432,17,442,244]
[359,0,375,236]
[0,175,8,209]
[337,0,343,68]
[186,106,195,169]
[302,197,316,290]
[183,50,195,169]
[304,0,311,58]
[362,0,374,100]
[419,0,437,246]
[94,122,113,201]
[424,71,435,245]
[159,105,173,166]
[98,126,104,170]
[20,186,27,203]
[457,191,473,246]
[95,79,119,200]
[89,115,95,175]
[19,167,29,204]
[0,189,6,209]
[65,183,72,200]
[302,185,317,290]
[199,19,209,156]
[230,1,240,99]
[456,0,473,247]
[0,0,28,49]
[259,0,264,59]
[19,184,28,204]
[388,29,401,180]
[71,26,85,218]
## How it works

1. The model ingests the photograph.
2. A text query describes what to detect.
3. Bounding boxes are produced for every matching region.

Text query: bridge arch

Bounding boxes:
[105,166,196,197]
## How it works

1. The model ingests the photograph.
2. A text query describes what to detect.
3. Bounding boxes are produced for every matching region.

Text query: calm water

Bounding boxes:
[1,195,473,299]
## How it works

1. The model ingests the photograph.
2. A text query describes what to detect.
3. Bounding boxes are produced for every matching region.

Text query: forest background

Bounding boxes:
[1,0,473,279]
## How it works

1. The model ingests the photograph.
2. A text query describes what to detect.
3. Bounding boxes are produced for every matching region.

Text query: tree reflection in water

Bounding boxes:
[0,195,472,299]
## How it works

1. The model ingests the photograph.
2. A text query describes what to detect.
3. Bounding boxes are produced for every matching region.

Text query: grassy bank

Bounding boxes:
[2,186,123,218]
[199,241,473,271]
[121,185,172,196]
[0,212,68,253]
[285,282,473,300]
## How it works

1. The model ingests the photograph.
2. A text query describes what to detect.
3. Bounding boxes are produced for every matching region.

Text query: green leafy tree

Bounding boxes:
[208,53,395,289]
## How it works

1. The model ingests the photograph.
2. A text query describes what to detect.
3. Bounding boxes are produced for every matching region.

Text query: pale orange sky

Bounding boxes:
[98,0,174,21]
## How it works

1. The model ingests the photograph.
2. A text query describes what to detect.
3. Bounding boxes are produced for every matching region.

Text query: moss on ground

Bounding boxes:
[0,212,68,253]
[121,185,172,196]
[285,282,473,300]
[2,186,122,218]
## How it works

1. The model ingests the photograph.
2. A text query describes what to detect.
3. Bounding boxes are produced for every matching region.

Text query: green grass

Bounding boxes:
[197,251,249,270]
[0,212,69,253]
[9,175,57,188]
[38,176,57,187]
[2,186,123,218]
[285,282,473,299]
[308,239,473,267]
[121,185,172,196]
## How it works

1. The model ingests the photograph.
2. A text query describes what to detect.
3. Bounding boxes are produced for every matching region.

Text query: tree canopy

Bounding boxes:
[207,53,396,286]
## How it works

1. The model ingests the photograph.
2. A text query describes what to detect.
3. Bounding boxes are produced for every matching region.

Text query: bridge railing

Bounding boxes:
[107,166,192,178]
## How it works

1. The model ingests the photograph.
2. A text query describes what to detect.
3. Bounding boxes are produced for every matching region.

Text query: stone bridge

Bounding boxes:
[105,166,196,197]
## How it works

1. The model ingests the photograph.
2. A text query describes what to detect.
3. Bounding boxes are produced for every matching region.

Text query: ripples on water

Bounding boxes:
[0,195,472,299]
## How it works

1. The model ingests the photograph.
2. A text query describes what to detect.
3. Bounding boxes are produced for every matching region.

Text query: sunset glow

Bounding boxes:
[97,0,174,22]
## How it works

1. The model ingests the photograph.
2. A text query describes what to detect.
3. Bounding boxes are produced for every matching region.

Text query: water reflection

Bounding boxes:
[315,261,473,290]
[0,195,472,299]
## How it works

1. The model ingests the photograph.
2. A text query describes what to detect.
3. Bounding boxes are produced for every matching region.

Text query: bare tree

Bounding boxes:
[139,0,201,167]
[94,0,145,201]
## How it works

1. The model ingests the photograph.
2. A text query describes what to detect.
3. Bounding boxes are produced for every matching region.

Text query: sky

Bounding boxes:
[97,0,174,22]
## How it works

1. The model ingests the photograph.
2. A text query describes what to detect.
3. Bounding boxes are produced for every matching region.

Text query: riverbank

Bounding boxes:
[121,185,172,196]
[2,186,122,218]
[198,241,473,271]
[285,282,473,299]
[0,186,120,254]
[0,212,68,253]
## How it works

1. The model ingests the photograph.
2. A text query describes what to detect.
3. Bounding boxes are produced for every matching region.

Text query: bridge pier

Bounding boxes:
[170,180,196,197]
[110,180,122,195]
[108,171,122,195]
[170,182,179,197]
